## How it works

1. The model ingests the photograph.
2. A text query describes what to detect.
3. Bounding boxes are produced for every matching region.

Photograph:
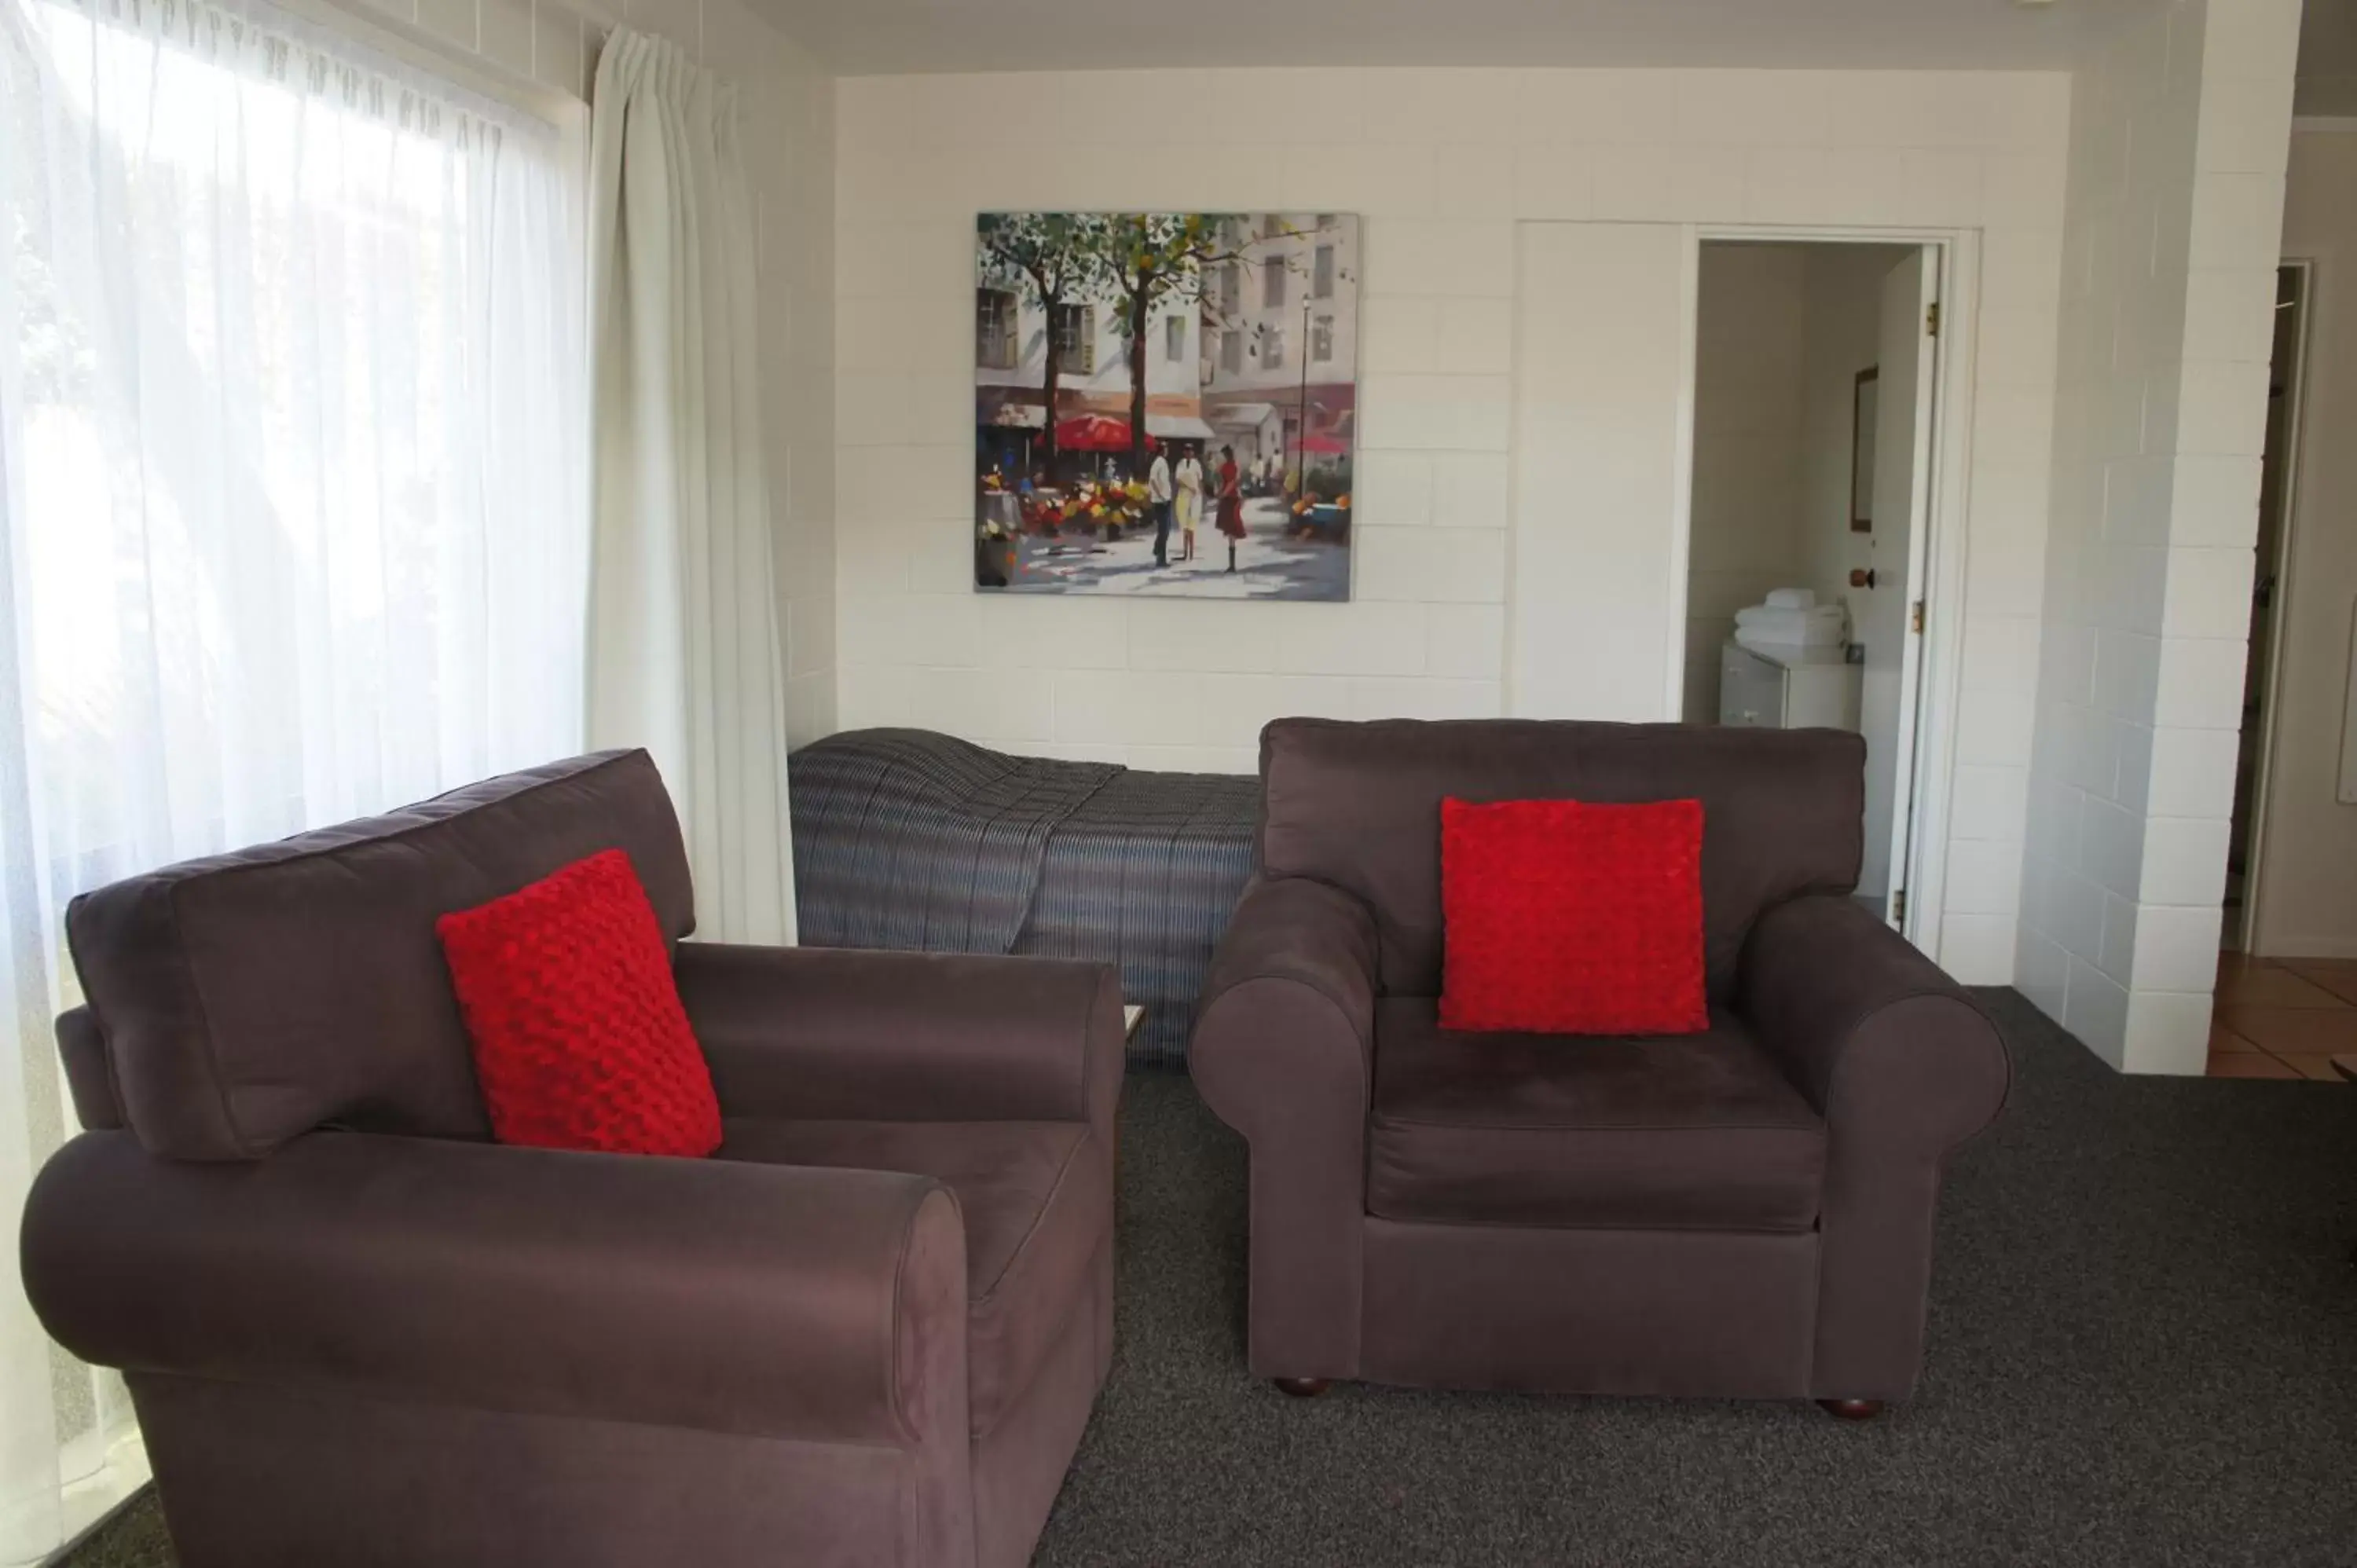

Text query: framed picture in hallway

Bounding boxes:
[972,211,1359,600]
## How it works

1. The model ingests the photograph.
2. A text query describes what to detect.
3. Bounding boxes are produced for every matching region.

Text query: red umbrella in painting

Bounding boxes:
[1297,430,1351,455]
[1054,413,1134,452]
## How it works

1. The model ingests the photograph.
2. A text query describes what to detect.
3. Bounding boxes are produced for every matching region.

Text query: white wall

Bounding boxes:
[2254,127,2357,957]
[2018,0,2300,1072]
[342,0,839,747]
[1684,244,1809,724]
[746,17,840,749]
[832,67,2072,984]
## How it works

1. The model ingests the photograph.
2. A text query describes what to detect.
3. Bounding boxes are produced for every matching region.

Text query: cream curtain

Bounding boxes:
[0,0,587,1556]
[585,28,795,944]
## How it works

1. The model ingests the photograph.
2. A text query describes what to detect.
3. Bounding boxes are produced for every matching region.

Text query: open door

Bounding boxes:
[1864,247,1940,931]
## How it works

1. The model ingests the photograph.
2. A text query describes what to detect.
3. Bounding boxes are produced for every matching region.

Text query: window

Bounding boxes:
[1052,303,1096,375]
[1263,255,1285,310]
[1263,327,1286,369]
[1218,262,1241,318]
[1314,244,1336,299]
[1312,314,1335,363]
[2,0,586,1542]
[1221,327,1244,374]
[1164,313,1186,363]
[977,288,1019,369]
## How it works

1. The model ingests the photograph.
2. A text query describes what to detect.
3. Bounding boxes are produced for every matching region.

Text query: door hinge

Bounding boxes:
[1893,888,1908,925]
[1911,599,1926,634]
[1926,301,1941,337]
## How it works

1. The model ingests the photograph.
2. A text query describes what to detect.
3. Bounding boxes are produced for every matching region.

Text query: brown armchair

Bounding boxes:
[20,749,1121,1568]
[1191,718,2007,1415]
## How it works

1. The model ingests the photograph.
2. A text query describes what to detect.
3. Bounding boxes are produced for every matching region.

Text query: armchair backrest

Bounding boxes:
[64,750,692,1161]
[1256,718,1864,1001]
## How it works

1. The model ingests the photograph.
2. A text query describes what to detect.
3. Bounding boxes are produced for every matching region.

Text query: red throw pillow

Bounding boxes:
[436,848,721,1156]
[1439,797,1709,1036]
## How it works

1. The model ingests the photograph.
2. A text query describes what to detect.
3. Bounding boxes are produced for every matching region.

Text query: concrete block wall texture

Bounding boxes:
[2018,0,2300,1071]
[831,65,2073,984]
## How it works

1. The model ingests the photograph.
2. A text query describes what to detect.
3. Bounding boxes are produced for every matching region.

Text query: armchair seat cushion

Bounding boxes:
[1367,998,1826,1233]
[717,1117,1109,1438]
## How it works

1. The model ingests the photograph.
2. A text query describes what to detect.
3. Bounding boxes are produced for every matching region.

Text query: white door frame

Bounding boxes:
[1667,224,1980,961]
[2239,258,2315,952]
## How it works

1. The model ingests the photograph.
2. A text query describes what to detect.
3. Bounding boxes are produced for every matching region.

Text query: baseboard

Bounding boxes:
[2255,939,2357,962]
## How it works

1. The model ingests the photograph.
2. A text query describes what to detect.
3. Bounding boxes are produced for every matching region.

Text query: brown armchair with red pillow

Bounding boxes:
[19,749,1121,1568]
[1191,717,2008,1416]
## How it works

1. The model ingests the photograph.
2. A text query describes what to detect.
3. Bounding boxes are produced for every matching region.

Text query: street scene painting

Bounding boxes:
[974,213,1358,600]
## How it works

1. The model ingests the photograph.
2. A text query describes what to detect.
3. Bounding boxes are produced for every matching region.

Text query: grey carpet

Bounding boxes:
[56,991,2357,1566]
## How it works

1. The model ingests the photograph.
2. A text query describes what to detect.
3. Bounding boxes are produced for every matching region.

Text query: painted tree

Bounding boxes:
[1073,213,1253,477]
[977,212,1094,465]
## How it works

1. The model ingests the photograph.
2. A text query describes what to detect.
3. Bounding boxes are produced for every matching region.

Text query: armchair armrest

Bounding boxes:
[673,944,1123,1137]
[1200,877,1380,1039]
[20,1130,968,1448]
[1191,876,1380,1127]
[1189,876,1379,1382]
[1737,894,2010,1401]
[1737,895,2010,1149]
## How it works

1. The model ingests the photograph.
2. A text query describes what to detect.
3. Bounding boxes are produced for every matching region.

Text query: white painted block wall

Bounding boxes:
[2018,0,2300,1071]
[832,65,2072,986]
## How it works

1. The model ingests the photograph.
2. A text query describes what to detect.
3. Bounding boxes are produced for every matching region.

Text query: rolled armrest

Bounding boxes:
[1189,877,1379,1380]
[20,1130,968,1447]
[1193,875,1380,1111]
[674,944,1123,1136]
[1738,894,2010,1399]
[1738,896,2010,1149]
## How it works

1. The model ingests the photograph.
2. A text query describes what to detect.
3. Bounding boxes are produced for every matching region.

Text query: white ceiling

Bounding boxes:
[758,0,2137,77]
[760,0,2357,111]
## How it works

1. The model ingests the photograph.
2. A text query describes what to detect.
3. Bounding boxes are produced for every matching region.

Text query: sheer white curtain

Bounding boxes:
[585,28,795,945]
[0,0,586,1556]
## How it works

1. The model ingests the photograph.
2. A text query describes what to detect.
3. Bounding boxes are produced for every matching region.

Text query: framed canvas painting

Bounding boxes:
[973,212,1358,600]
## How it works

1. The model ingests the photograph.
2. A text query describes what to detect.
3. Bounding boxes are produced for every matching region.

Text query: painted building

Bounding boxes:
[1197,213,1361,482]
[974,252,1210,480]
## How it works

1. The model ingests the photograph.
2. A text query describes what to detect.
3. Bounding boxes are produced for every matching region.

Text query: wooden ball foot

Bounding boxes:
[1272,1377,1331,1398]
[1817,1398,1886,1421]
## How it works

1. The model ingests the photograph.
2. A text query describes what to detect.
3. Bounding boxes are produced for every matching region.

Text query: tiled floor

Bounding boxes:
[2206,953,2357,1080]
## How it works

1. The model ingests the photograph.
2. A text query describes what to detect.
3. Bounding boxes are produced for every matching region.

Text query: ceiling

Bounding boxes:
[758,0,2143,77]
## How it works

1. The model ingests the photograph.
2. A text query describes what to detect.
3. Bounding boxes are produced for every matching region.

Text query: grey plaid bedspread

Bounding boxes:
[788,728,1257,1069]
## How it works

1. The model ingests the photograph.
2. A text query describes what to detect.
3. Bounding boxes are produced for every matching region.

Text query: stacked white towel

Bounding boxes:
[1764,588,1817,610]
[1733,598,1846,655]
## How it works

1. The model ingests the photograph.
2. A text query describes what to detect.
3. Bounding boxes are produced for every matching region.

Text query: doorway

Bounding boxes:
[2225,262,2313,952]
[1681,237,1942,931]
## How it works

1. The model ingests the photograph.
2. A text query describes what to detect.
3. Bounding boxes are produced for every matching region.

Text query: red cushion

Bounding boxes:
[436,849,721,1156]
[1438,797,1709,1036]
